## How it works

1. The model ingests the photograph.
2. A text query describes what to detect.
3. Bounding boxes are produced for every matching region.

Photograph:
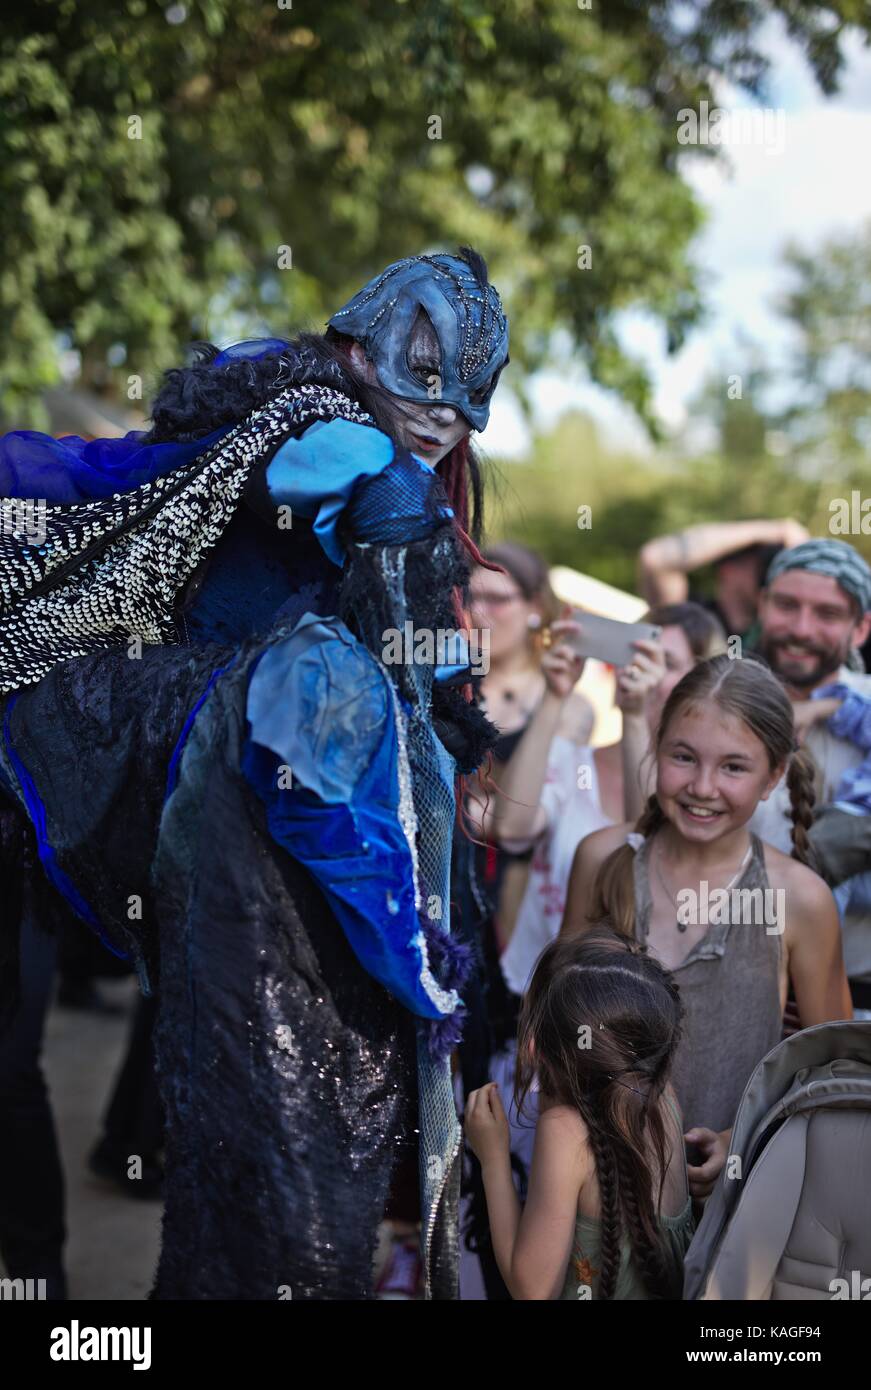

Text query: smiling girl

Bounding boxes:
[560,653,852,1197]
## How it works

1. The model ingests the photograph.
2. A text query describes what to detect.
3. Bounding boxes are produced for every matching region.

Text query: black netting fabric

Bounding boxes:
[343,446,454,548]
[338,524,491,1297]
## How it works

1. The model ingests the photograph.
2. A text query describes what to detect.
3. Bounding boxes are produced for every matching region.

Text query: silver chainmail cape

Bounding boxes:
[0,384,373,693]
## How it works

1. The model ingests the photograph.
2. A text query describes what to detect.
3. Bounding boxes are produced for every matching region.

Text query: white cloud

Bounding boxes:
[486,17,871,455]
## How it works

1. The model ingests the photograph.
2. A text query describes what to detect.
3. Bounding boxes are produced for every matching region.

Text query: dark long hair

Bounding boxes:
[482,540,562,626]
[515,928,684,1300]
[144,329,485,543]
[642,601,727,661]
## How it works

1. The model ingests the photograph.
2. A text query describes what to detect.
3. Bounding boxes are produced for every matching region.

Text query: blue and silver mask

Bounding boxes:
[327,249,509,431]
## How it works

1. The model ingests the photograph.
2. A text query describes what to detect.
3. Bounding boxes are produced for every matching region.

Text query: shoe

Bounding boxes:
[56,981,125,1015]
[375,1239,423,1300]
[88,1142,164,1201]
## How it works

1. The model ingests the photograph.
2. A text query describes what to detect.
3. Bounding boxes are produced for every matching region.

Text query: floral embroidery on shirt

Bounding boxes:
[573,1250,598,1287]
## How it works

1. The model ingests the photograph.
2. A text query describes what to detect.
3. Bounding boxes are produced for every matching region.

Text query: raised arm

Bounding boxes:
[637,519,808,608]
[483,621,584,848]
[465,1085,588,1300]
[614,637,665,822]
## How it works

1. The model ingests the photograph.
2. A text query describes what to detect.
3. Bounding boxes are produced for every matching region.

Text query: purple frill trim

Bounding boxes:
[420,908,476,1061]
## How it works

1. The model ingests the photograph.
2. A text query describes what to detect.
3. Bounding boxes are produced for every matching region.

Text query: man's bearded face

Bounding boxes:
[757,570,859,691]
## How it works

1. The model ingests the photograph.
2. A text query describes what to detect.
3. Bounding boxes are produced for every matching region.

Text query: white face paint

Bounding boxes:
[349,317,473,468]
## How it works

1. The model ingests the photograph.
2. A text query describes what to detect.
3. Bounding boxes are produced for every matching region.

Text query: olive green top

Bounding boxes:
[559,1099,696,1300]
[559,1195,695,1300]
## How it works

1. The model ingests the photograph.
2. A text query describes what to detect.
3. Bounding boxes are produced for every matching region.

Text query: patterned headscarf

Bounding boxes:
[765,538,871,615]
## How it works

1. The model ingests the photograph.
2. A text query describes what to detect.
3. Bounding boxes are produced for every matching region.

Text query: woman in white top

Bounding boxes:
[457,543,594,1299]
[463,546,594,949]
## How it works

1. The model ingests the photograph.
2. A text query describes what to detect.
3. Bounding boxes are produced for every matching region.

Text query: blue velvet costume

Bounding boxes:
[0,251,509,1299]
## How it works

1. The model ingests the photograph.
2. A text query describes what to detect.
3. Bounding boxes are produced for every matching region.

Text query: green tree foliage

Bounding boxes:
[493,221,871,587]
[486,412,686,592]
[2,0,867,425]
[776,219,871,473]
[490,403,835,595]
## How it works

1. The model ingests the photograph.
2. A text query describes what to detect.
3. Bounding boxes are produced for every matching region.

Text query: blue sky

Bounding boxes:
[481,17,871,460]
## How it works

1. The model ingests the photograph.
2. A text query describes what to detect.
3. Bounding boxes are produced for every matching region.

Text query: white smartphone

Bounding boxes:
[562,610,662,667]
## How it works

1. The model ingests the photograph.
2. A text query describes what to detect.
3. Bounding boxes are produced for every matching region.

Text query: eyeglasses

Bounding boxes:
[471,590,523,608]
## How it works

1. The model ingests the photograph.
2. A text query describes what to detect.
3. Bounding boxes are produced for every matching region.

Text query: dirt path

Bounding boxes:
[41,978,162,1300]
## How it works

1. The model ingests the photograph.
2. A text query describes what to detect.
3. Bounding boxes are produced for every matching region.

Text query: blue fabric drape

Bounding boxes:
[265,417,397,567]
[0,425,233,505]
[241,615,457,1020]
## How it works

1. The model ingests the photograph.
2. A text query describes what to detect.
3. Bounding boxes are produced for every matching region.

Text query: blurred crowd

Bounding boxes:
[3,515,870,1302]
[447,519,871,1300]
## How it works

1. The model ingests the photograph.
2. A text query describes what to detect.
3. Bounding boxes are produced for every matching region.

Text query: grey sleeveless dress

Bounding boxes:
[630,832,783,1135]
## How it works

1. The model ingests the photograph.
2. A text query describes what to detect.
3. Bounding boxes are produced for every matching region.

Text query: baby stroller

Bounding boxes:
[684,1020,871,1300]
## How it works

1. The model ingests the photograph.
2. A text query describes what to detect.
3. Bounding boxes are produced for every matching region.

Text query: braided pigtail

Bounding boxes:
[588,845,636,939]
[585,1115,622,1301]
[614,1144,676,1299]
[786,746,816,866]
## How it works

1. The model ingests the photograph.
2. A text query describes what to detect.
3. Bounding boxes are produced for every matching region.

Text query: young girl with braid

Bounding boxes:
[465,929,693,1300]
[560,654,852,1201]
